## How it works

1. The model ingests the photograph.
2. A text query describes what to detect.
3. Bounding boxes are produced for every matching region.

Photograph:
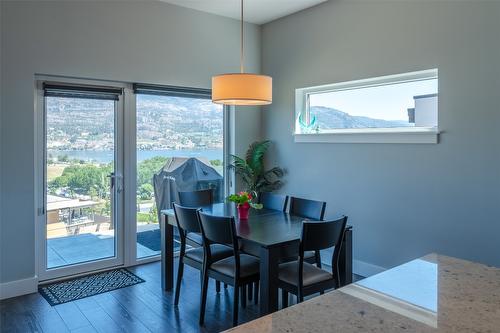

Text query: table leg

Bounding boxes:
[339,228,353,287]
[161,214,174,291]
[259,245,281,316]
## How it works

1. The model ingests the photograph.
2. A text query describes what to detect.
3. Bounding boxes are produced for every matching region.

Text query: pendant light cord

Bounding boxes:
[240,0,244,73]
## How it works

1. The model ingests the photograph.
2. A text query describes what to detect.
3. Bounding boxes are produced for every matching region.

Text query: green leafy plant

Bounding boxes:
[228,140,284,194]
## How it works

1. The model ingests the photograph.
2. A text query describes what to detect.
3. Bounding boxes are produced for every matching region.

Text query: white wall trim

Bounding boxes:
[294,128,439,144]
[0,276,38,300]
[353,259,386,277]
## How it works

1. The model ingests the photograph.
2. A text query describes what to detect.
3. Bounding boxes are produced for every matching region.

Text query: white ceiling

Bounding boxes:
[159,0,327,25]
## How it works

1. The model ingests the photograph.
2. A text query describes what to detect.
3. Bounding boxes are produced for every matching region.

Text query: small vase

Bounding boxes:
[237,202,250,220]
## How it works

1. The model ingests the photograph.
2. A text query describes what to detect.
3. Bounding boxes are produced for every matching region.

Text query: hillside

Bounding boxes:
[310,106,411,130]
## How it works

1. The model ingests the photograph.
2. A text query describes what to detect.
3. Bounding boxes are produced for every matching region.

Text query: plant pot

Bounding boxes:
[237,202,250,220]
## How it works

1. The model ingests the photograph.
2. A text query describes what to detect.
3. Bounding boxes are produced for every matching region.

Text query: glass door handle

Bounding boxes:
[107,173,123,193]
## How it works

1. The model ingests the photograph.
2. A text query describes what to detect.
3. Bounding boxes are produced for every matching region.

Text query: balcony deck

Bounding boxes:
[46,225,171,268]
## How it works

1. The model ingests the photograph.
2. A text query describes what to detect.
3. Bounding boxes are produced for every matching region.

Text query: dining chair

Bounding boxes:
[279,216,348,307]
[288,196,327,267]
[289,196,326,220]
[258,192,289,211]
[197,211,260,327]
[172,204,233,305]
[177,189,214,246]
[178,188,214,207]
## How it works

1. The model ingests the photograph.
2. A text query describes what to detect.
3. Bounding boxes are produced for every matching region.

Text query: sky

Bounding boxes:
[309,78,438,121]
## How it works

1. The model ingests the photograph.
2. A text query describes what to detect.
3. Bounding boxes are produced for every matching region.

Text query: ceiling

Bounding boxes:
[159,0,327,25]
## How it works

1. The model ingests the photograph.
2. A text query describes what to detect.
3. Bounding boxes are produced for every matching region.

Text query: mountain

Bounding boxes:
[46,95,224,152]
[310,106,411,130]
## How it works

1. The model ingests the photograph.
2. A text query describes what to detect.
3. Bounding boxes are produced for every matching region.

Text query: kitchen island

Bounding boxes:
[226,254,500,333]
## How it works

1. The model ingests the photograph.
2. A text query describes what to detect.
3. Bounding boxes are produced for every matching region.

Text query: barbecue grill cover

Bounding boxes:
[153,157,224,222]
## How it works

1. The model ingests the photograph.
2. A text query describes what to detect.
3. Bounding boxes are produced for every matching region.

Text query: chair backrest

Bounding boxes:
[197,211,238,250]
[289,196,326,220]
[258,192,288,211]
[300,216,348,284]
[178,189,213,208]
[173,203,201,235]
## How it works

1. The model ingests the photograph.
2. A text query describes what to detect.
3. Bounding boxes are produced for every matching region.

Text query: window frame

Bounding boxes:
[294,69,439,144]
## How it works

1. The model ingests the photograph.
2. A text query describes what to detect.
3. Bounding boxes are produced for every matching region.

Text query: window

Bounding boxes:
[134,84,226,259]
[295,69,439,143]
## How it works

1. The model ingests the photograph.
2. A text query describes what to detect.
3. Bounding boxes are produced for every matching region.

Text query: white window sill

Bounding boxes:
[294,128,439,144]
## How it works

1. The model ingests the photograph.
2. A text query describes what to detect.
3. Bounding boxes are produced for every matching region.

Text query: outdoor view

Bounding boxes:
[46,96,117,268]
[300,78,438,132]
[136,94,224,258]
[45,93,224,267]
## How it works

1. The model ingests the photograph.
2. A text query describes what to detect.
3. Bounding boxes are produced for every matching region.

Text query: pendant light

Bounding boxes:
[212,0,272,106]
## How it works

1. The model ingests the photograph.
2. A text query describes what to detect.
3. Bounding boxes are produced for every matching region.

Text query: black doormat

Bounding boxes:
[39,268,145,306]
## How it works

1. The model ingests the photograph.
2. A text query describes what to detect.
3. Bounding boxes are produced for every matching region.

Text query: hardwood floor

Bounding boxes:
[0,260,363,333]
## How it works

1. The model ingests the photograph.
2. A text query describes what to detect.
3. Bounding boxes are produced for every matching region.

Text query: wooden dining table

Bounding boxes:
[160,203,352,316]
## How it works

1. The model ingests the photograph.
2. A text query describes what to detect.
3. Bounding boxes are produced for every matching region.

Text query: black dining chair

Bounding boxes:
[288,196,327,267]
[177,189,214,246]
[198,211,260,327]
[258,192,289,211]
[279,216,348,307]
[173,204,233,305]
[289,196,326,220]
[178,188,214,207]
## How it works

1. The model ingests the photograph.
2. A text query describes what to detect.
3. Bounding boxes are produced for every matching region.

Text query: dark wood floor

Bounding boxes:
[0,260,363,333]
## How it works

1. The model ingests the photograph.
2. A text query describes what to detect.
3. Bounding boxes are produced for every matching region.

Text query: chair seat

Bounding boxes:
[186,232,203,245]
[185,244,233,263]
[210,254,260,278]
[279,261,333,287]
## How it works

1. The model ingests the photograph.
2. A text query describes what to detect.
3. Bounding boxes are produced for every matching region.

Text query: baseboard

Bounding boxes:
[353,259,386,277]
[0,276,38,300]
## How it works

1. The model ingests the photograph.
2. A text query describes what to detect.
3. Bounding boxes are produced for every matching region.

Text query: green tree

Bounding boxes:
[139,183,154,200]
[137,156,170,188]
[49,163,112,197]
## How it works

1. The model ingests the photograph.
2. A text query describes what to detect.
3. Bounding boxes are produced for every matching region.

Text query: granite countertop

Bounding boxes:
[226,254,500,333]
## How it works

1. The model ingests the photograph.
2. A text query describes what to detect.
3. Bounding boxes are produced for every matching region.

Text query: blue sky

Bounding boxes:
[310,78,438,121]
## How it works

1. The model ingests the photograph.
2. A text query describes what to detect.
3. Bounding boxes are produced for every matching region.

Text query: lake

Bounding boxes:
[49,149,224,163]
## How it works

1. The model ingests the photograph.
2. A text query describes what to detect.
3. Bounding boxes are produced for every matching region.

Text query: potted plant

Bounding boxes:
[228,140,285,195]
[227,191,262,220]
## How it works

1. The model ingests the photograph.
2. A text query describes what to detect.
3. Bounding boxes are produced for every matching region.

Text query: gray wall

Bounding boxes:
[0,0,261,284]
[261,0,500,273]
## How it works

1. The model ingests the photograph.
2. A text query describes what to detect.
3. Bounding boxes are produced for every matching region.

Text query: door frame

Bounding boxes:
[35,75,235,281]
[35,76,127,282]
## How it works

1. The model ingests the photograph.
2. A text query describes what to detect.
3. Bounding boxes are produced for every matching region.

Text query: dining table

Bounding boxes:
[160,203,353,316]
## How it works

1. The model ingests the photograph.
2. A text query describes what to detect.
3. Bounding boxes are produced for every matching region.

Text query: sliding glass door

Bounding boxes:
[135,89,225,259]
[37,79,231,278]
[39,83,124,280]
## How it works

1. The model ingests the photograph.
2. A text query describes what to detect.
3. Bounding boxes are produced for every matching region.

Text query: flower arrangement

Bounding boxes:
[227,191,262,219]
[227,191,262,208]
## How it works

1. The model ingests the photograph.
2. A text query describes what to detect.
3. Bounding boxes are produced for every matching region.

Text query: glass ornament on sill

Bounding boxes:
[298,112,319,134]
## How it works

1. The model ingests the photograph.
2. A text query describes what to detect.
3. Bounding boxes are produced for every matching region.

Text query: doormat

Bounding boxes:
[39,268,144,306]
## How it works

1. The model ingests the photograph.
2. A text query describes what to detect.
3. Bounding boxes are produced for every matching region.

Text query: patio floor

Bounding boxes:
[47,226,178,268]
